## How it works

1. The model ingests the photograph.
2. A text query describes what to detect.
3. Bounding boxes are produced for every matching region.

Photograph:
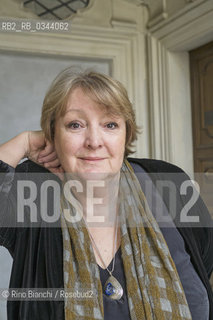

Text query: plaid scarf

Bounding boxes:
[60,160,192,320]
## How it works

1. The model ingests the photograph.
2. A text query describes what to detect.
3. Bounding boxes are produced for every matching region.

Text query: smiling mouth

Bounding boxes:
[79,157,106,161]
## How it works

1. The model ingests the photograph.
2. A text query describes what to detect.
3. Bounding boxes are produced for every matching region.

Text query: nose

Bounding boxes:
[84,125,103,150]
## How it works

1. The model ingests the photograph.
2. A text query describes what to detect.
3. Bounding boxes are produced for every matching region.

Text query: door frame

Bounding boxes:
[147,0,213,176]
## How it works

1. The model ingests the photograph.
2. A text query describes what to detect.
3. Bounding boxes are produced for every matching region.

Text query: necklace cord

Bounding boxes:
[85,214,119,275]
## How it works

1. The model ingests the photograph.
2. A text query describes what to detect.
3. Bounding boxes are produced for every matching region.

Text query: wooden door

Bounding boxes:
[190,41,213,216]
[190,41,213,287]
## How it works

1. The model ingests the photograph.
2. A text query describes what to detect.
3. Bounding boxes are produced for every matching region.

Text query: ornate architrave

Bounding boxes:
[147,0,213,175]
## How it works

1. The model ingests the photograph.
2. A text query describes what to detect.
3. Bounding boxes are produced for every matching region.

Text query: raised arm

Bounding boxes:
[0,131,63,250]
[0,131,62,176]
[0,131,29,168]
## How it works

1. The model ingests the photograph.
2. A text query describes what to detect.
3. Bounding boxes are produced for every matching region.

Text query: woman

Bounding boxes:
[0,67,212,320]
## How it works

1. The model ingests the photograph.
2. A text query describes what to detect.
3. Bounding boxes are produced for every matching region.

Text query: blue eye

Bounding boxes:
[106,122,118,129]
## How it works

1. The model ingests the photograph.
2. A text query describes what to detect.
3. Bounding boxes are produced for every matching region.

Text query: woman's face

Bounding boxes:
[54,87,126,178]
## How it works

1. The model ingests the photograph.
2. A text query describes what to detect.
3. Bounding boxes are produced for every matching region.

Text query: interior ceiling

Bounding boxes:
[23,0,90,20]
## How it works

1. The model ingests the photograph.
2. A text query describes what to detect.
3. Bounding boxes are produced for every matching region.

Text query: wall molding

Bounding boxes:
[147,36,172,161]
[148,0,212,47]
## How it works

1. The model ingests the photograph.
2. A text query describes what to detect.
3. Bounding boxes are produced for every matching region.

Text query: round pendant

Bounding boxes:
[104,275,123,300]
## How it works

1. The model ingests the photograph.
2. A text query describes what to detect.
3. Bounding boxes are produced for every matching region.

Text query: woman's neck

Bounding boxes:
[71,172,120,227]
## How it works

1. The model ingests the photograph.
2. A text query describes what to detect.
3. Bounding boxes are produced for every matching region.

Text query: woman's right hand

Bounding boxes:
[25,131,54,164]
[25,131,64,179]
[0,131,64,179]
[25,131,46,161]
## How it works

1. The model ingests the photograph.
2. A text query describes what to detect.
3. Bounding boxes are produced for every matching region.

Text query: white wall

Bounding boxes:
[0,52,110,143]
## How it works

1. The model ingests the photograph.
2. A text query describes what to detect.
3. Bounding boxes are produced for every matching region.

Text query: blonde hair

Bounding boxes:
[41,67,140,156]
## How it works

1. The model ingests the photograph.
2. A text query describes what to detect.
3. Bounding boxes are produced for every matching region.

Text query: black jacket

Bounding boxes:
[0,158,212,319]
[129,157,213,319]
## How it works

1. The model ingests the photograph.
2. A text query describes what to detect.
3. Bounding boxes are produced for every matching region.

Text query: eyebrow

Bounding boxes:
[64,108,121,119]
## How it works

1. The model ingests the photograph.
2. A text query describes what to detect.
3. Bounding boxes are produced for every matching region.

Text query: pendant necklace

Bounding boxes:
[86,215,123,300]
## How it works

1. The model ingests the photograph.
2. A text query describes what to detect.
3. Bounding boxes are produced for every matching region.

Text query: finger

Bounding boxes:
[39,140,54,157]
[38,151,57,163]
[43,158,61,169]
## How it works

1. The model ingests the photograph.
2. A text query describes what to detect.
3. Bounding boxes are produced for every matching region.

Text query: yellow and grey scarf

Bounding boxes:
[61,160,192,320]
